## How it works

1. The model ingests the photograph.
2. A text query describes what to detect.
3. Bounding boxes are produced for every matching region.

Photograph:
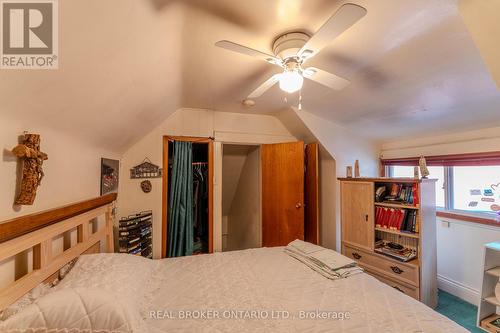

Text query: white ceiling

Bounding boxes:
[1,0,499,152]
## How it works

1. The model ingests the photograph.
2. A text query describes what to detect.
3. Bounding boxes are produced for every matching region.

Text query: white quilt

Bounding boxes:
[6,248,468,333]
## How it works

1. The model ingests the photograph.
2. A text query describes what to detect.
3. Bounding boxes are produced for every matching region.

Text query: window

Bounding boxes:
[388,166,445,208]
[452,166,500,213]
[388,165,500,216]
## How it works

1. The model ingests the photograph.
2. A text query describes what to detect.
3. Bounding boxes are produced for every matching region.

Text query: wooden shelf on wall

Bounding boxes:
[485,267,500,278]
[375,202,419,210]
[484,296,500,307]
[375,227,420,239]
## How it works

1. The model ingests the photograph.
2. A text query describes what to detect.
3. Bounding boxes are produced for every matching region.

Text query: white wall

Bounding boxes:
[222,145,249,217]
[0,114,119,220]
[293,109,380,251]
[226,146,261,251]
[119,108,297,258]
[380,125,500,304]
[221,145,249,250]
[437,217,500,304]
[0,114,118,287]
[319,145,337,249]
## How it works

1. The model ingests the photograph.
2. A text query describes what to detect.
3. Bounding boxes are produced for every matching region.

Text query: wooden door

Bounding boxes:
[305,143,319,245]
[262,141,305,247]
[341,181,374,250]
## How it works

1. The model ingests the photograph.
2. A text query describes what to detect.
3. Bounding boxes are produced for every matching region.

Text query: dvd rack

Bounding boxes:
[119,210,153,259]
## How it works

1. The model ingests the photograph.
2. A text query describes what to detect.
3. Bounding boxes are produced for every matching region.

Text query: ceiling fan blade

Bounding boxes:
[215,40,282,66]
[303,67,350,90]
[298,3,367,62]
[247,74,281,98]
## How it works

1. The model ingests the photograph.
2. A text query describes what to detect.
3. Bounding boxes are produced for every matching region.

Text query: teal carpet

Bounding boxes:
[435,290,482,332]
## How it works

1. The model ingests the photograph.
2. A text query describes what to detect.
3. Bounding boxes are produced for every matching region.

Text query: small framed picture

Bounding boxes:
[100,158,119,195]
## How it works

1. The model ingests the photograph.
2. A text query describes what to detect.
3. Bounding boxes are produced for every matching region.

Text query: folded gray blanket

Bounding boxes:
[285,240,363,279]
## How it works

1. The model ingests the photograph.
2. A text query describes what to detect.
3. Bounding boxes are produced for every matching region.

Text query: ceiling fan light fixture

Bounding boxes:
[300,49,314,59]
[279,70,303,93]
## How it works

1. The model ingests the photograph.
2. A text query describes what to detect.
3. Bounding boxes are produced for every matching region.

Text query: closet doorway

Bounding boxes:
[221,144,261,252]
[162,136,213,258]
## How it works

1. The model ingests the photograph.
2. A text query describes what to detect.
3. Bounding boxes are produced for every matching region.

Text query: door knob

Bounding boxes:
[295,203,302,209]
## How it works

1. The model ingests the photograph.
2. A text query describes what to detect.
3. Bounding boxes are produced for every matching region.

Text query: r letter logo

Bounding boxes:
[1,0,58,69]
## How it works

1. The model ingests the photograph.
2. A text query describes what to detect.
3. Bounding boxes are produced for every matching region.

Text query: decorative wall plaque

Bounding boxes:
[141,180,152,193]
[130,158,162,179]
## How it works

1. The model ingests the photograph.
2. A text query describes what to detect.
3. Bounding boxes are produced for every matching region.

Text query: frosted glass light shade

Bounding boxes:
[279,70,303,93]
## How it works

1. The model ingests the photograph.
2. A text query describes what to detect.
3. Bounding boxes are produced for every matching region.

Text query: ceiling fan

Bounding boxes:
[215,3,367,100]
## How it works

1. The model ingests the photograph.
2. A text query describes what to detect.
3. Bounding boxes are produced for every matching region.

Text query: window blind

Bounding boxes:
[381,151,500,166]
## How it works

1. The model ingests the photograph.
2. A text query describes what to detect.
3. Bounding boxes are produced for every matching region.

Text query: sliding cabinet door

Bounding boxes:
[261,141,305,247]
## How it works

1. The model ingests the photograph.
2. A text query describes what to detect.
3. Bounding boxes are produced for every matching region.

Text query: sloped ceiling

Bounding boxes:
[2,0,499,153]
[0,0,185,153]
[459,0,500,90]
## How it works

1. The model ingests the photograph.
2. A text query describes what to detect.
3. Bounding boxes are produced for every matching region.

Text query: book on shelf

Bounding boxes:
[375,206,418,233]
[379,183,418,206]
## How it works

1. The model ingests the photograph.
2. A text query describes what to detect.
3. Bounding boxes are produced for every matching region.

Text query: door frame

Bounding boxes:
[162,135,214,258]
[305,142,320,245]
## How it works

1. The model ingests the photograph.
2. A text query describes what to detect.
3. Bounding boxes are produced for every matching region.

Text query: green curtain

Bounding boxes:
[167,141,194,257]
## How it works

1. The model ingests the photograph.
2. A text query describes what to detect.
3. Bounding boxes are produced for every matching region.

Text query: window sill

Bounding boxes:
[436,210,500,227]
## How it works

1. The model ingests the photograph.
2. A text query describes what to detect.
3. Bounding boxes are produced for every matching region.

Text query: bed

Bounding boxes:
[0,195,468,333]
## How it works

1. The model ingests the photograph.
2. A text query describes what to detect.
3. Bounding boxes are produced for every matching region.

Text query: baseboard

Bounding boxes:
[437,274,480,305]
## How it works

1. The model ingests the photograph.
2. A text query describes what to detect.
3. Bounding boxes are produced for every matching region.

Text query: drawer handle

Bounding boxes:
[393,286,405,294]
[352,252,362,260]
[390,266,404,274]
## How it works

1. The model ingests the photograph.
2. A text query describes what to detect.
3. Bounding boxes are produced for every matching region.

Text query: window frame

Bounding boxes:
[386,165,499,220]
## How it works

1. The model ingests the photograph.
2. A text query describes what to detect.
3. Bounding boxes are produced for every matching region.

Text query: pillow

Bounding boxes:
[56,257,79,284]
[0,283,52,321]
[0,287,143,333]
[0,258,79,321]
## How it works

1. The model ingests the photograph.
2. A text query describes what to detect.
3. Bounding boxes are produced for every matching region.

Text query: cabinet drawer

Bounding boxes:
[364,267,420,301]
[343,242,419,287]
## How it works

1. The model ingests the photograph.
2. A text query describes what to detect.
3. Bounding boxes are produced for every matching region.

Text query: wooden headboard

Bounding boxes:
[0,193,117,311]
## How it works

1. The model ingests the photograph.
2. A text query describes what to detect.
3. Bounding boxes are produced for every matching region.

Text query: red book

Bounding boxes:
[388,209,397,229]
[375,207,382,227]
[383,208,391,228]
[392,209,400,230]
[412,183,419,206]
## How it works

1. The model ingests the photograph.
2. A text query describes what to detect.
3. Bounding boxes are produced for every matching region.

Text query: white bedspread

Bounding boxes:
[54,248,466,333]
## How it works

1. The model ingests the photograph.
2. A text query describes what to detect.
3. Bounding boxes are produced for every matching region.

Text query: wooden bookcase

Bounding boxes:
[338,177,437,308]
[477,242,500,332]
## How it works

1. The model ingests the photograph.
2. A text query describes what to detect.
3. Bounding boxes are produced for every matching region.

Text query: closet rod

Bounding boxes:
[192,162,208,165]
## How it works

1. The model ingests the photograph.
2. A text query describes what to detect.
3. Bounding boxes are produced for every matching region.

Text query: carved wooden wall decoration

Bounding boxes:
[130,158,162,179]
[11,134,48,205]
